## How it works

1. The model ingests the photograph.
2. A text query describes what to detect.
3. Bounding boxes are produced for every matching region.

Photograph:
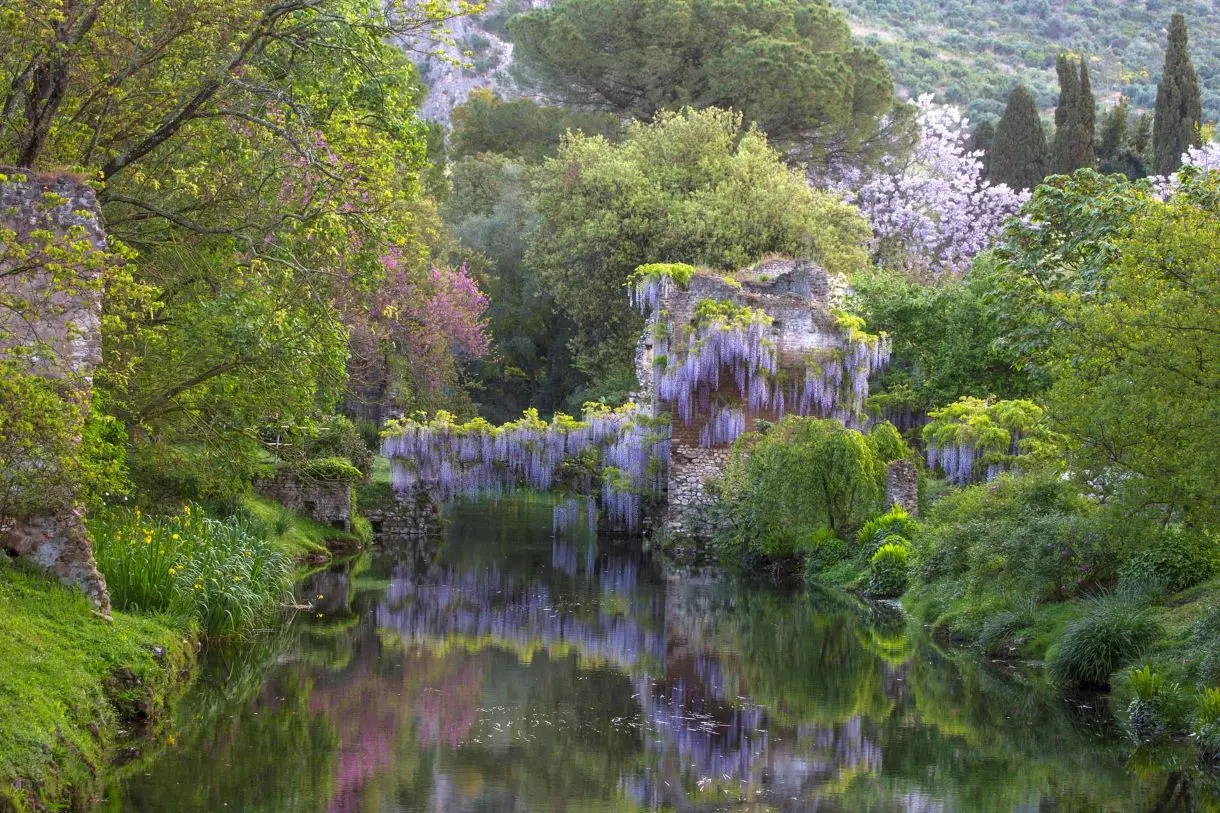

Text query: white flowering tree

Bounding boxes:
[835,96,1028,277]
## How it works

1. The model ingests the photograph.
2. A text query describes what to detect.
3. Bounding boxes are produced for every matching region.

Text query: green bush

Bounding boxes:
[1049,599,1159,689]
[911,469,1113,602]
[865,541,911,599]
[856,504,919,557]
[89,505,293,638]
[1193,605,1220,688]
[802,529,850,581]
[1125,666,1189,743]
[1120,527,1220,594]
[1195,688,1220,759]
[295,456,363,482]
[717,417,890,558]
[974,601,1036,656]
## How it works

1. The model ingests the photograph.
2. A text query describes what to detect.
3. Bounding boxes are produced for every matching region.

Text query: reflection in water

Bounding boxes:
[97,495,1211,813]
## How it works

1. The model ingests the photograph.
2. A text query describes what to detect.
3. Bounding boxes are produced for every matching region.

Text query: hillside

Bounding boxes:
[836,0,1220,122]
[411,0,1220,126]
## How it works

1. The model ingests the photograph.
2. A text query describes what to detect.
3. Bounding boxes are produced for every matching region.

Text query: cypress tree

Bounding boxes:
[1053,54,1080,173]
[991,85,1049,190]
[1097,97,1129,173]
[1073,59,1096,170]
[1153,13,1202,175]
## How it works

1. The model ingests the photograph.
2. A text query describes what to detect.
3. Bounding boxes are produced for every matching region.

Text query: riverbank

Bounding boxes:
[0,561,194,813]
[1,497,369,813]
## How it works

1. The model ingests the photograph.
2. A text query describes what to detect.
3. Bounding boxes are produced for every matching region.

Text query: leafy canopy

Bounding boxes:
[527,107,871,389]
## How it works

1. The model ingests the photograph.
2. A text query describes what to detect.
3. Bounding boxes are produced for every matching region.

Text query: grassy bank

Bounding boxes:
[0,561,196,813]
[241,494,370,562]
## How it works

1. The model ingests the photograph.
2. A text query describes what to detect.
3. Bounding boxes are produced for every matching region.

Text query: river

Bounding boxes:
[93,495,1194,812]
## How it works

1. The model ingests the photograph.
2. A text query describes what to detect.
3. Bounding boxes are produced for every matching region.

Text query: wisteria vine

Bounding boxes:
[635,265,892,444]
[382,406,670,533]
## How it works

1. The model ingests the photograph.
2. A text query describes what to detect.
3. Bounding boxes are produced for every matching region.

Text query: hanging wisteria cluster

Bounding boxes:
[833,95,1029,277]
[382,407,670,533]
[641,283,892,441]
[920,397,1055,485]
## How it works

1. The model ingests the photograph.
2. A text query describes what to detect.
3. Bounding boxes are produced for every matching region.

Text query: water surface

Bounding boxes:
[96,496,1201,812]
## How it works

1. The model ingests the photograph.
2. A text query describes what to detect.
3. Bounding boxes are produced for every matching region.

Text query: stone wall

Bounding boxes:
[255,472,353,532]
[640,259,848,531]
[885,459,920,516]
[0,169,111,613]
[362,485,443,542]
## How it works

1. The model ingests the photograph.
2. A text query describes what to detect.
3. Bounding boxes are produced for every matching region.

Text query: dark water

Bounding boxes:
[95,496,1206,812]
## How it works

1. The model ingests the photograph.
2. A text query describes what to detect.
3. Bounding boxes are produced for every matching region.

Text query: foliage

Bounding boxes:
[0,561,192,813]
[849,261,1035,425]
[802,529,852,581]
[1052,55,1095,175]
[382,405,669,533]
[1195,606,1220,689]
[989,85,1048,191]
[921,397,1064,484]
[716,417,888,557]
[1120,527,1220,594]
[1125,666,1190,743]
[441,152,579,419]
[865,540,911,598]
[828,1,1220,125]
[295,457,364,482]
[527,107,871,385]
[1195,688,1220,758]
[856,505,919,557]
[449,90,623,161]
[89,505,293,638]
[835,96,1027,276]
[1048,597,1159,689]
[1034,172,1220,531]
[509,0,905,170]
[911,469,1112,604]
[1,0,489,503]
[1153,14,1203,175]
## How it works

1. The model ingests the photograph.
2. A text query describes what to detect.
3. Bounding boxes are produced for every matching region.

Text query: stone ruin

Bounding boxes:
[0,169,111,613]
[636,258,918,531]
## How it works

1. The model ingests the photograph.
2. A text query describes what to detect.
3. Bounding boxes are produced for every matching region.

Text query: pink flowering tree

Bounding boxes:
[373,248,491,396]
[834,96,1028,277]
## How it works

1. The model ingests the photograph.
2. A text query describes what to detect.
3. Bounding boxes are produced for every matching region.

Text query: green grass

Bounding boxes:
[241,495,365,561]
[0,559,195,813]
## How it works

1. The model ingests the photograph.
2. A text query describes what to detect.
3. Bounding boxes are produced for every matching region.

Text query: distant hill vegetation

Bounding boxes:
[832,0,1220,122]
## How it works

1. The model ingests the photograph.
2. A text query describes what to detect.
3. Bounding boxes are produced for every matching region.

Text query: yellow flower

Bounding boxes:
[166,735,176,747]
[194,583,202,590]
[171,533,179,541]
[183,504,191,515]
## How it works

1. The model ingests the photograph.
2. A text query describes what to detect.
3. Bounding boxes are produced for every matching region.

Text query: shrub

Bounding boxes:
[802,528,850,582]
[856,505,919,557]
[1119,526,1220,594]
[1049,599,1159,688]
[975,601,1036,656]
[1194,688,1220,760]
[295,456,363,482]
[89,505,293,638]
[910,469,1113,602]
[865,541,911,598]
[1194,605,1220,688]
[1125,666,1188,743]
[717,417,888,557]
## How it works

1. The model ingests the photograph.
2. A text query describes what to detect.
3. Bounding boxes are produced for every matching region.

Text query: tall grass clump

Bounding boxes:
[1048,596,1160,689]
[89,504,293,638]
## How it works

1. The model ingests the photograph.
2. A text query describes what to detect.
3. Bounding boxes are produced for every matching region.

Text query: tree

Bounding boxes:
[1052,54,1081,174]
[527,108,871,394]
[0,0,488,498]
[1046,173,1220,530]
[835,97,1027,277]
[990,85,1049,190]
[1152,13,1202,175]
[449,90,623,162]
[508,0,906,170]
[1073,59,1097,171]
